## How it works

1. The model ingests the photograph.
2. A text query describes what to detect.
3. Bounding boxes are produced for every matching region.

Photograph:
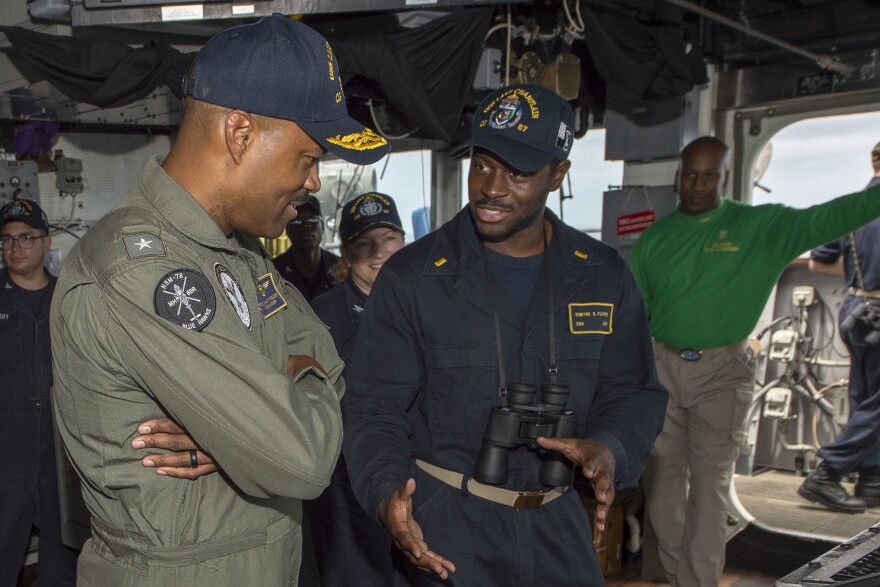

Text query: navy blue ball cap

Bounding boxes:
[339,192,405,243]
[296,194,322,218]
[1,198,49,232]
[449,84,575,173]
[185,14,390,166]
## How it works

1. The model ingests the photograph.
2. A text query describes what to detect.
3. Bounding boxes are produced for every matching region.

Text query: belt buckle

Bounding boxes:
[513,491,546,511]
[680,348,702,361]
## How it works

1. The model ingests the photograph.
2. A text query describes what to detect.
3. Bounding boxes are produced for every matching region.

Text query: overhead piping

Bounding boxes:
[662,0,854,77]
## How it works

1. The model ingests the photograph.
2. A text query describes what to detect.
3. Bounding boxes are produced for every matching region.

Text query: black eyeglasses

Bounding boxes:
[288,217,321,227]
[0,234,46,250]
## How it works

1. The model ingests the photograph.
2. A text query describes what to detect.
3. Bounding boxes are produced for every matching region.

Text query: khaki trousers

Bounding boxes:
[642,340,755,587]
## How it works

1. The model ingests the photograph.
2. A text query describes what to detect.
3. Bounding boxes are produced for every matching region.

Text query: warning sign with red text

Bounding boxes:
[617,210,655,236]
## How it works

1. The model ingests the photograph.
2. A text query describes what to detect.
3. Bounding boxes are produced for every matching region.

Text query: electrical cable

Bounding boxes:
[506,4,512,86]
[562,0,584,34]
[48,224,82,239]
[367,100,419,140]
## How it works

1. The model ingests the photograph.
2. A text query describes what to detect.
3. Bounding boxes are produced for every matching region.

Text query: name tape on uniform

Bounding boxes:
[256,273,287,319]
[568,302,613,335]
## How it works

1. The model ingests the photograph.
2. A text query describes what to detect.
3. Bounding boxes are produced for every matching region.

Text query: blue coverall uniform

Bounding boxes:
[0,269,77,586]
[343,207,668,586]
[307,278,394,585]
[273,248,340,302]
[812,176,880,475]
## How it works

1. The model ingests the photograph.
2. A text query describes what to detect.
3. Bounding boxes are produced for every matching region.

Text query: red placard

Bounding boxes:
[617,210,655,236]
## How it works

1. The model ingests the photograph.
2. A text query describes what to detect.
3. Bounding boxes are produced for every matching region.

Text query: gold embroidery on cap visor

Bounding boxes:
[326,128,388,151]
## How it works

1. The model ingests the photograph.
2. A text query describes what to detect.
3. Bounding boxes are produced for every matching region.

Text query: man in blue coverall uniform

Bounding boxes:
[0,199,77,586]
[800,141,880,512]
[343,83,668,585]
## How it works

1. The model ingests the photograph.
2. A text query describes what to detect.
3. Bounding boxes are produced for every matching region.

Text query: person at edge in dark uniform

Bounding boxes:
[273,194,340,301]
[799,140,880,513]
[307,192,406,586]
[342,83,668,586]
[0,199,78,587]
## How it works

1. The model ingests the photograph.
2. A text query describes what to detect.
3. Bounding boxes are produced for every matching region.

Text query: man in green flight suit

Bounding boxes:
[50,15,389,586]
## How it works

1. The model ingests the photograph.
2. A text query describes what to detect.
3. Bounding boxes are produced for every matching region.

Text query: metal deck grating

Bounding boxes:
[735,470,880,541]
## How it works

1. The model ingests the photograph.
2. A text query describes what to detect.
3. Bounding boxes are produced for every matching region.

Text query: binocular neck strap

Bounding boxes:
[479,229,558,406]
[849,232,869,302]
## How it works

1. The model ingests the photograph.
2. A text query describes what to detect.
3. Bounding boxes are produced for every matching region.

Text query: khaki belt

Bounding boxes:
[415,460,567,511]
[850,287,880,299]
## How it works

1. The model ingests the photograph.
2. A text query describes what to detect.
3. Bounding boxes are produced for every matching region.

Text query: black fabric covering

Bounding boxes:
[0,10,490,143]
[330,8,493,142]
[0,5,700,136]
[581,0,707,102]
[0,26,193,109]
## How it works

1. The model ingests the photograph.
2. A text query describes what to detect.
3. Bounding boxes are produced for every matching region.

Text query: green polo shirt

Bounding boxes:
[629,184,880,349]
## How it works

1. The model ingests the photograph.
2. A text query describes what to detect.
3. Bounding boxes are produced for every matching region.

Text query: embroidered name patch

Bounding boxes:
[214,263,250,329]
[569,303,613,335]
[256,273,287,318]
[154,269,215,331]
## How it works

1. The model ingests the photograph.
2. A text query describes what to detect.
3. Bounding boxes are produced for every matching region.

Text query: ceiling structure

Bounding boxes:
[4,0,879,152]
[703,0,879,69]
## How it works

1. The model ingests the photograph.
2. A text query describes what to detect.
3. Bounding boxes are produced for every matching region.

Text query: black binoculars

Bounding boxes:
[842,301,880,345]
[474,382,577,487]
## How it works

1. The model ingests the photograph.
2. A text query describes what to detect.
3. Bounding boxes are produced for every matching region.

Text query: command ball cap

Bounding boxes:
[449,84,575,173]
[0,198,49,232]
[184,14,390,166]
[339,192,404,244]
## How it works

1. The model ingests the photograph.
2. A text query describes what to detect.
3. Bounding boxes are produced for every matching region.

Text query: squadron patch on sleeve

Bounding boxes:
[154,269,215,331]
[214,263,251,329]
[256,273,288,319]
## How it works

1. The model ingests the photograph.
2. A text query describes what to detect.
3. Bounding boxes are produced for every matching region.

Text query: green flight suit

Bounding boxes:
[50,157,344,586]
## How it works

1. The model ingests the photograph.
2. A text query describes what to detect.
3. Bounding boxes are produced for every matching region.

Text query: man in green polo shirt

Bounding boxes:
[629,136,880,587]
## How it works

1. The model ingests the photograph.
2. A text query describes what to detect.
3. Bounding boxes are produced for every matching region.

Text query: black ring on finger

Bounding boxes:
[189,449,198,469]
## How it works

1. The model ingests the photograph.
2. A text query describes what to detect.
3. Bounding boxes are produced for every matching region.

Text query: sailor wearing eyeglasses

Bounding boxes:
[0,198,78,586]
[272,194,341,301]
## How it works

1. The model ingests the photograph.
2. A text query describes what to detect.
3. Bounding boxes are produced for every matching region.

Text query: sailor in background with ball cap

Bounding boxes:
[50,14,389,586]
[343,83,666,585]
[0,198,78,586]
[307,192,406,585]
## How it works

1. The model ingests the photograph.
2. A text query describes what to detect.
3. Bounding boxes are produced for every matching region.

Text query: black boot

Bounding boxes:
[856,474,880,508]
[798,462,867,513]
